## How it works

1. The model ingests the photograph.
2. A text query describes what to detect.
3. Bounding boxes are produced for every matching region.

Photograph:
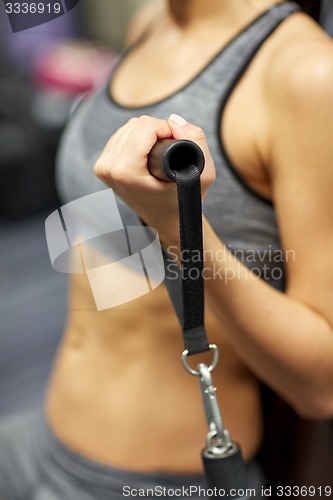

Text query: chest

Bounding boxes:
[110,41,272,200]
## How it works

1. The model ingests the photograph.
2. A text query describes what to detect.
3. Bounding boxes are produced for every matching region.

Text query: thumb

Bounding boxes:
[168,113,210,159]
[168,113,216,191]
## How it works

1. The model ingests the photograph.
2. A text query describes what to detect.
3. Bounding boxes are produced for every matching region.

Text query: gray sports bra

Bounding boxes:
[56,2,300,293]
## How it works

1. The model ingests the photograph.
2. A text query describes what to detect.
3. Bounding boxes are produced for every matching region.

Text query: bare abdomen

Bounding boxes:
[46,272,263,473]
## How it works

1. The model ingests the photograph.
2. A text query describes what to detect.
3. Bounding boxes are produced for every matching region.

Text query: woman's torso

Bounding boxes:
[46,1,306,473]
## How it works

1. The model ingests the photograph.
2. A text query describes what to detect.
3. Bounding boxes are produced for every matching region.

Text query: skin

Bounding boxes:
[46,0,333,474]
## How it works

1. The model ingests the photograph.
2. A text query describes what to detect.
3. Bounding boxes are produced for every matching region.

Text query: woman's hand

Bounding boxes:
[94,113,216,246]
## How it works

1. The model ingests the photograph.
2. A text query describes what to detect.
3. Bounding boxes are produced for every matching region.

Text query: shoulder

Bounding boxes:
[125,0,165,47]
[264,12,333,117]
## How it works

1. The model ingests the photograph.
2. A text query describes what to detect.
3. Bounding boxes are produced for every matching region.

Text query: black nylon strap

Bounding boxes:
[174,166,210,356]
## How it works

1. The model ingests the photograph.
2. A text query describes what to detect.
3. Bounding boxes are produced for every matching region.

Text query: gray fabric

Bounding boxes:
[0,410,264,499]
[320,0,333,35]
[56,2,300,296]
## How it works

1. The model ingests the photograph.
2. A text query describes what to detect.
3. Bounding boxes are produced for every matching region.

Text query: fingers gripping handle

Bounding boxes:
[148,139,205,182]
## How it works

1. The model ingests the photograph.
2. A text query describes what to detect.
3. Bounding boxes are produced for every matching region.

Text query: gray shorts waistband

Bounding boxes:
[36,410,263,499]
[38,410,208,493]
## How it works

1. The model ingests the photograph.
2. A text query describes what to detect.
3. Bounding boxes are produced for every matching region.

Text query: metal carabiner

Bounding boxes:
[197,363,232,455]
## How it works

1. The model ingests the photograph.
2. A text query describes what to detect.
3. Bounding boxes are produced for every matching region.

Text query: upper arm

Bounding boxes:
[125,0,164,47]
[268,42,333,327]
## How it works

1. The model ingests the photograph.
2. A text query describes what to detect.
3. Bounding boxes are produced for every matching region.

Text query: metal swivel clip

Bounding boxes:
[181,344,232,456]
[198,362,232,456]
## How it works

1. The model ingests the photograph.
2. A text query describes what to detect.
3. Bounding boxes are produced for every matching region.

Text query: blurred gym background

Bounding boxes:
[0,0,332,494]
[0,0,148,417]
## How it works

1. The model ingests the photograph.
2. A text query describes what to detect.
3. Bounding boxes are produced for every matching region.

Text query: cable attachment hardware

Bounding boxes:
[181,344,219,376]
[181,344,232,456]
[197,363,232,456]
[149,138,247,492]
[197,360,247,493]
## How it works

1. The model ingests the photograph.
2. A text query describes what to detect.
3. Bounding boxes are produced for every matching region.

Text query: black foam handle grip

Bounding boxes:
[202,444,247,495]
[148,139,205,182]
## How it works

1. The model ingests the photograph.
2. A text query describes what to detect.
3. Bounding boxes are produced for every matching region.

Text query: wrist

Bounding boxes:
[160,228,180,256]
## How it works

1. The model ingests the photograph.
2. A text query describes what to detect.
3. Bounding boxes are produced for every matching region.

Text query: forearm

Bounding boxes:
[201,219,333,419]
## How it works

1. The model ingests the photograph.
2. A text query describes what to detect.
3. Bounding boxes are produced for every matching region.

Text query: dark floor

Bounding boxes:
[0,211,67,417]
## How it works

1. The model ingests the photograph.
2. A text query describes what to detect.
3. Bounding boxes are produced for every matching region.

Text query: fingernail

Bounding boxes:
[169,113,188,126]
